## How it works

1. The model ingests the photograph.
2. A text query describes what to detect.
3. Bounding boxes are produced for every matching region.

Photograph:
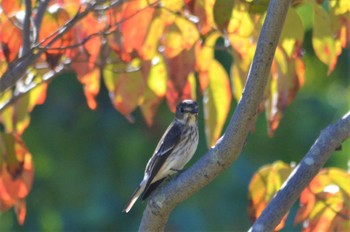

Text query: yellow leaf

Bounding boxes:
[203,60,232,147]
[175,16,200,50]
[248,161,293,231]
[330,0,350,16]
[163,24,183,58]
[139,88,162,127]
[160,0,184,12]
[147,56,167,97]
[312,3,337,73]
[140,11,165,60]
[196,31,221,73]
[280,8,304,57]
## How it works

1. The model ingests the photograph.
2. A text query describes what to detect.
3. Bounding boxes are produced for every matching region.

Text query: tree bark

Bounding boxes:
[139,0,292,231]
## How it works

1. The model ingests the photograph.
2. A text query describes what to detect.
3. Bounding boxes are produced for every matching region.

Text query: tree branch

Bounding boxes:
[139,0,291,231]
[22,0,32,56]
[249,111,350,232]
[33,0,50,42]
[0,0,109,93]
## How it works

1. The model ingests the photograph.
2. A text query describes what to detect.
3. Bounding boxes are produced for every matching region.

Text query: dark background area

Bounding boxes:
[0,29,349,232]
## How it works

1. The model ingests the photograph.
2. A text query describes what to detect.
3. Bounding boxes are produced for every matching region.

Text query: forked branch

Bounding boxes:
[139,0,292,231]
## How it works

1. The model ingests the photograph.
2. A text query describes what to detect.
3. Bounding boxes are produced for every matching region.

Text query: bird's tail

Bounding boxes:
[123,179,146,213]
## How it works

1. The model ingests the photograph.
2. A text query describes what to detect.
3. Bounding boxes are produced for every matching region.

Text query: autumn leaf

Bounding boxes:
[248,161,293,231]
[295,168,350,232]
[0,133,34,225]
[0,15,22,63]
[193,0,216,35]
[311,3,338,74]
[203,60,232,147]
[103,60,145,121]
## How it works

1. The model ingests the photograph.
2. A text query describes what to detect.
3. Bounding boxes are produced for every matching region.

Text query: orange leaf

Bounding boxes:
[295,168,350,231]
[0,15,22,63]
[0,133,34,225]
[1,0,23,16]
[203,60,232,147]
[119,0,155,54]
[248,161,293,231]
[78,67,101,110]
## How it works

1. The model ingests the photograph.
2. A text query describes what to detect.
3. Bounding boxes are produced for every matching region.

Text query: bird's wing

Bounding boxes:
[142,122,182,198]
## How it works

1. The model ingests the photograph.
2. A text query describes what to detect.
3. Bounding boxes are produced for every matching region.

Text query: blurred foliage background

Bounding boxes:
[1,26,349,232]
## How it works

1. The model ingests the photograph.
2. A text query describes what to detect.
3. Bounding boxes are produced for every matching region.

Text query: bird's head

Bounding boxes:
[175,99,198,125]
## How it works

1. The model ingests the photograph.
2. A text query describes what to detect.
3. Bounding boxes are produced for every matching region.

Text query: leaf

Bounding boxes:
[329,0,350,16]
[165,48,196,111]
[203,60,232,147]
[145,56,167,97]
[119,0,155,54]
[163,24,184,58]
[0,133,34,226]
[195,31,221,90]
[140,10,165,60]
[248,161,293,231]
[77,67,100,110]
[0,15,22,63]
[213,0,235,31]
[311,3,337,74]
[280,8,305,57]
[1,0,22,16]
[103,60,145,120]
[295,168,350,231]
[193,0,216,34]
[39,4,73,65]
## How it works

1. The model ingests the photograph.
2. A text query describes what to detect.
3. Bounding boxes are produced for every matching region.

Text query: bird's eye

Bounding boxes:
[180,107,185,113]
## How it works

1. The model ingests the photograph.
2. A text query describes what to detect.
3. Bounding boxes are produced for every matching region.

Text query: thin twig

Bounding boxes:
[22,0,32,56]
[33,0,50,42]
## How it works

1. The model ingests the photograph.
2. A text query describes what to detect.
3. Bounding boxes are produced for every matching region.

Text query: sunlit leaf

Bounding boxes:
[0,15,22,63]
[195,31,221,91]
[248,161,293,231]
[77,67,100,110]
[119,0,155,54]
[311,3,337,74]
[175,16,200,50]
[329,0,350,16]
[161,0,184,12]
[103,60,145,120]
[295,168,350,231]
[163,24,184,58]
[140,11,165,60]
[40,5,72,50]
[203,60,231,147]
[228,4,255,37]
[280,8,304,57]
[1,0,23,16]
[145,56,167,97]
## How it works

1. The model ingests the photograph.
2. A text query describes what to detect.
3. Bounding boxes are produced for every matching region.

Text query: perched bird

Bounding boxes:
[123,99,199,213]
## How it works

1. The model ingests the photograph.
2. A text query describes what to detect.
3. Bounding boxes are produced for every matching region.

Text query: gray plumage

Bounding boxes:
[123,99,199,213]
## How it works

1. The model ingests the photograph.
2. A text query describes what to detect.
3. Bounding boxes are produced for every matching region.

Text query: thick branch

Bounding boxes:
[249,111,350,232]
[139,0,291,231]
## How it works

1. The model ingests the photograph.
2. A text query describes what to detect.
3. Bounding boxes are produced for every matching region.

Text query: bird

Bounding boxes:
[123,99,199,213]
